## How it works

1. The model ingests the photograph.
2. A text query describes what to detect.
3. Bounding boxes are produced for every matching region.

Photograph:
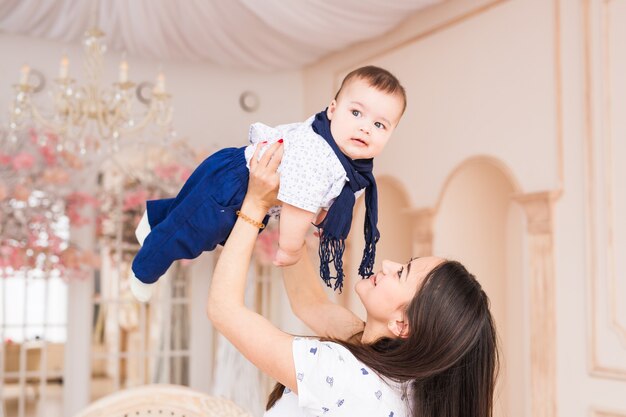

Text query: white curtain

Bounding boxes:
[0,0,442,70]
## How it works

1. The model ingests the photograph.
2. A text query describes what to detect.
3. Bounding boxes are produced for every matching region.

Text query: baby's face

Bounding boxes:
[327,78,405,160]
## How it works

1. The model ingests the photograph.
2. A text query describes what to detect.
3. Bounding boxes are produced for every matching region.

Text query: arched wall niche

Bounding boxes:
[432,156,527,417]
[433,155,524,210]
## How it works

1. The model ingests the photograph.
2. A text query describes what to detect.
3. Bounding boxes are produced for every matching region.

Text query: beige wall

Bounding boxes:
[303,0,626,416]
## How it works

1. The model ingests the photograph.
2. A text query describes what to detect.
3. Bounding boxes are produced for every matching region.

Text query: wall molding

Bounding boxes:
[583,0,626,380]
[592,409,626,417]
[514,191,559,417]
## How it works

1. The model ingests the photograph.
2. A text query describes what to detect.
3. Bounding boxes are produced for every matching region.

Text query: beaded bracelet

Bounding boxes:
[236,210,265,229]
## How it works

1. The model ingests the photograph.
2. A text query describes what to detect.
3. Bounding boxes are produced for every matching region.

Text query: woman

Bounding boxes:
[207,141,499,417]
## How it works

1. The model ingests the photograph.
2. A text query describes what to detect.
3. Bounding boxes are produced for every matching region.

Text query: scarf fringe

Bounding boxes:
[358,242,377,278]
[317,229,345,293]
[358,213,379,277]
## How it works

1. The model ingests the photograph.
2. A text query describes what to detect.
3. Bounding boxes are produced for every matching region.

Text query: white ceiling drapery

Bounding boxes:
[0,0,441,70]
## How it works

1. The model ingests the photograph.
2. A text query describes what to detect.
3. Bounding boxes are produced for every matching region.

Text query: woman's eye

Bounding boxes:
[397,267,404,279]
[374,122,385,129]
[351,110,360,117]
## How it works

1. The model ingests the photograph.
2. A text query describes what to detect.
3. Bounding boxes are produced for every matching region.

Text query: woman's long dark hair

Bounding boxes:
[267,260,499,417]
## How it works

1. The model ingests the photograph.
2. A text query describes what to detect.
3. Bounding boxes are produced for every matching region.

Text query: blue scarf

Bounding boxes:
[312,109,380,292]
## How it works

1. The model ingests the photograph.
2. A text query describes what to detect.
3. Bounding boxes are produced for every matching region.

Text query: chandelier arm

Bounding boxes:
[103,89,122,133]
[30,103,68,135]
[159,107,174,127]
[119,107,155,136]
[94,91,114,140]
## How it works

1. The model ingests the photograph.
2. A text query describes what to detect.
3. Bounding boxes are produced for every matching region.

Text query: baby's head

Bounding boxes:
[327,66,406,160]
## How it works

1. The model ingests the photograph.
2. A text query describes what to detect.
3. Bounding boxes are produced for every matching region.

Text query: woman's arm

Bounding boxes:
[282,249,364,341]
[206,141,299,393]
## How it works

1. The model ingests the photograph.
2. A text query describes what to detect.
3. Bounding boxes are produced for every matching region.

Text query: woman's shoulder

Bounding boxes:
[292,338,409,416]
[293,338,408,401]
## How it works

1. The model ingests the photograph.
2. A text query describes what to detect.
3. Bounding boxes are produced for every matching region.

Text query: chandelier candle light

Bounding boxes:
[8,27,174,155]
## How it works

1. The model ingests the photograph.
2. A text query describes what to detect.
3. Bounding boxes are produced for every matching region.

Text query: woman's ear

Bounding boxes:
[326,99,337,120]
[388,319,409,339]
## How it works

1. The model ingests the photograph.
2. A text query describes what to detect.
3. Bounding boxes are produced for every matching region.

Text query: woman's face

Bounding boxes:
[355,256,444,324]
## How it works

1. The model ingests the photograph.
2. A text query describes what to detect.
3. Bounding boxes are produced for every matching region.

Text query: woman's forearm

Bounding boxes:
[282,249,363,340]
[207,199,267,324]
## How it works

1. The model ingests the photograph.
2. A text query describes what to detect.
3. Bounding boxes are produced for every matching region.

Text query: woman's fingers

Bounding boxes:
[249,141,266,170]
[267,140,284,172]
[245,140,283,209]
[257,140,283,169]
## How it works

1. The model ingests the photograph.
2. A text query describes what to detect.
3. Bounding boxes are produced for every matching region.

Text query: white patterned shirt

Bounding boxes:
[244,115,364,215]
[264,338,409,417]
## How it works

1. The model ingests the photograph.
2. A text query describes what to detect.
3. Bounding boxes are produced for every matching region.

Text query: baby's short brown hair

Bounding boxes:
[335,66,407,115]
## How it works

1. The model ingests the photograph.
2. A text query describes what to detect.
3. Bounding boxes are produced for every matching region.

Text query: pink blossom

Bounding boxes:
[67,192,99,208]
[39,144,57,166]
[29,129,38,144]
[0,153,11,166]
[26,230,40,248]
[154,163,179,181]
[11,152,35,171]
[13,184,31,201]
[59,247,80,269]
[66,192,98,227]
[67,207,89,227]
[42,167,70,185]
[123,189,149,211]
[179,167,192,182]
[0,245,28,270]
[0,181,7,201]
[45,132,59,146]
[60,151,84,169]
[48,235,63,252]
[80,250,101,268]
[0,245,13,258]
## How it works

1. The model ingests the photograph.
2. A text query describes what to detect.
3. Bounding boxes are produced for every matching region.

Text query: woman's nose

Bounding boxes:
[382,260,401,274]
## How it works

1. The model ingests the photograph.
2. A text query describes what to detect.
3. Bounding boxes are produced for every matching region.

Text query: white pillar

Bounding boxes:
[515,191,559,417]
[63,277,93,417]
[188,252,214,392]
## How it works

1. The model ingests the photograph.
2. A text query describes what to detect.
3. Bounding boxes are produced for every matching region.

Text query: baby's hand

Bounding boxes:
[313,209,328,225]
[273,246,303,267]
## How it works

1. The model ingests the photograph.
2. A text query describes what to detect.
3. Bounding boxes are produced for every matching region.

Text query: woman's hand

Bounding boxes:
[244,141,284,212]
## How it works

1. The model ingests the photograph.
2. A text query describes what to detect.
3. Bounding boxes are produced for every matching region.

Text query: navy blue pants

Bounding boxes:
[131,146,267,283]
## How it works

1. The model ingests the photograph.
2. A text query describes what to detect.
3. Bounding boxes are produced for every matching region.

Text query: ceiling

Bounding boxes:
[0,0,442,70]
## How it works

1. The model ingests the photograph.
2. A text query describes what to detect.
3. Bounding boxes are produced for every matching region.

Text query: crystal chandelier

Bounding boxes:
[7,27,174,156]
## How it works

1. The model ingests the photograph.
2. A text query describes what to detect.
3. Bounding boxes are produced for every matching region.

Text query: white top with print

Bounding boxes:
[264,338,409,417]
[244,115,364,214]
